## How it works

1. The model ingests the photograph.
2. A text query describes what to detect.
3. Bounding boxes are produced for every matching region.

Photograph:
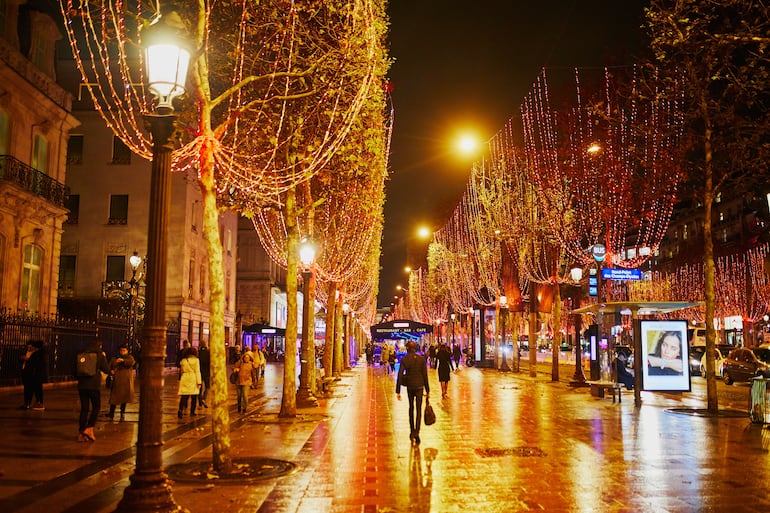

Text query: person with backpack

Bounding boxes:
[76,339,110,442]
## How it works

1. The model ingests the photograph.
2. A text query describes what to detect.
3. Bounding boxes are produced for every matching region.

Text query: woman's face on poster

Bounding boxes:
[661,334,681,360]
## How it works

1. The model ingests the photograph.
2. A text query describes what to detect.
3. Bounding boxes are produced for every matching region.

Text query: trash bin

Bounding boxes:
[749,377,770,424]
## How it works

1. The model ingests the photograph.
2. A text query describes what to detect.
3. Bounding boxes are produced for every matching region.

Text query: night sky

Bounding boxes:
[378,0,648,308]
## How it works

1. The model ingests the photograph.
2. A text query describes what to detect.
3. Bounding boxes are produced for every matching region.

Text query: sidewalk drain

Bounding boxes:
[475,447,546,458]
[167,457,297,484]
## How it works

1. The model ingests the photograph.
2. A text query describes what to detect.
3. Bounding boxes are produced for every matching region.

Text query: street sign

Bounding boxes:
[592,243,606,262]
[601,268,642,281]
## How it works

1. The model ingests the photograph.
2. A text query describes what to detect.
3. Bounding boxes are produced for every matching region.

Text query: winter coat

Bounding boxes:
[21,348,48,382]
[77,350,111,390]
[177,356,202,396]
[396,352,430,394]
[108,354,135,405]
[235,357,255,386]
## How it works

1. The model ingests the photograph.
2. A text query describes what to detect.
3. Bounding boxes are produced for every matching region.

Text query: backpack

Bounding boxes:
[76,352,98,377]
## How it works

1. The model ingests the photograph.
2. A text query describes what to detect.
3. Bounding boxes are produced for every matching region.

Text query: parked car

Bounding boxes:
[752,347,770,364]
[698,345,730,378]
[722,347,770,385]
[689,346,707,376]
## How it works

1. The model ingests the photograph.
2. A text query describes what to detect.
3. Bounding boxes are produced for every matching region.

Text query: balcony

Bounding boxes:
[0,155,68,207]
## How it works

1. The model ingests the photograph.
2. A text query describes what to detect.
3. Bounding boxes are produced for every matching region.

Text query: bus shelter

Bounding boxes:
[571,301,702,407]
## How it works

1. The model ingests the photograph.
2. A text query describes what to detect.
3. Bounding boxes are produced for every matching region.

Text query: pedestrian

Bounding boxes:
[253,344,266,383]
[177,346,202,418]
[436,343,454,399]
[396,341,430,444]
[380,343,390,373]
[176,339,191,380]
[388,344,397,374]
[428,344,437,368]
[105,344,135,420]
[76,339,110,442]
[452,343,462,369]
[234,352,255,413]
[198,341,211,408]
[19,339,47,411]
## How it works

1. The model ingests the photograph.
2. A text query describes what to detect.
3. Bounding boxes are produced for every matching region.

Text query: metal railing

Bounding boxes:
[0,155,69,207]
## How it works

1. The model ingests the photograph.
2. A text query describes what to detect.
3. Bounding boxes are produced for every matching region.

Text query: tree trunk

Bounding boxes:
[279,188,299,418]
[323,282,336,385]
[551,283,561,382]
[199,139,232,474]
[334,292,344,377]
[702,114,719,414]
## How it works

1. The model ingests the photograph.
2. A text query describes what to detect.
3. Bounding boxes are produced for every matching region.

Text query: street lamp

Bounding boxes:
[342,302,350,370]
[297,239,318,406]
[115,10,191,513]
[450,312,456,349]
[499,295,510,372]
[128,251,144,356]
[569,266,588,386]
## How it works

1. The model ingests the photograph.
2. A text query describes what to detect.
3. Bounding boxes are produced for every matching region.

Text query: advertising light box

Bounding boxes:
[641,320,691,392]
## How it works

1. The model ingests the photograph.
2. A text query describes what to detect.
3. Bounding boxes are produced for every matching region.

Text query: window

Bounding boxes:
[112,136,132,165]
[59,255,76,296]
[21,244,42,312]
[106,255,126,283]
[188,260,195,298]
[0,110,9,155]
[199,264,206,297]
[30,31,48,72]
[191,201,199,232]
[108,194,128,224]
[66,135,84,165]
[64,195,79,224]
[226,228,232,255]
[32,134,48,174]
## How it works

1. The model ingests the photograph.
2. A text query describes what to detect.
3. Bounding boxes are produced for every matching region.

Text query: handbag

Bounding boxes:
[423,398,436,426]
[229,369,239,385]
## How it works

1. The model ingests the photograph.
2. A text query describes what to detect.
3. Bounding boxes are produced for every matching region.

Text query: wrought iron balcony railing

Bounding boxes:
[0,155,68,207]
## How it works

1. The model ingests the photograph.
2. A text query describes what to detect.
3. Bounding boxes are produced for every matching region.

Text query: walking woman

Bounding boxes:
[436,343,454,399]
[76,339,110,442]
[106,344,135,420]
[234,352,255,413]
[177,346,202,418]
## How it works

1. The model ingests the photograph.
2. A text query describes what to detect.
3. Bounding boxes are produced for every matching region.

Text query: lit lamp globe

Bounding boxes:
[143,12,191,112]
[299,240,316,269]
[129,252,142,271]
[570,266,583,282]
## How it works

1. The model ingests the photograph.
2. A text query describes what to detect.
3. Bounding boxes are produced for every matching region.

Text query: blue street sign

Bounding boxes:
[601,268,642,281]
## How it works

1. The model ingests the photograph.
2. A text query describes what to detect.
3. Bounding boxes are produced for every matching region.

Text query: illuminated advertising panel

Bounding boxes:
[641,320,691,392]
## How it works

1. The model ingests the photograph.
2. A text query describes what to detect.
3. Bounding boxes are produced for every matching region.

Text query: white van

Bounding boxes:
[690,327,720,347]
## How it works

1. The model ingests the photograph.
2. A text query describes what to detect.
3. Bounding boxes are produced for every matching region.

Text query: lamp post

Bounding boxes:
[128,251,144,356]
[115,11,191,513]
[499,295,510,372]
[569,266,588,386]
[342,302,350,370]
[297,239,318,407]
[450,312,456,349]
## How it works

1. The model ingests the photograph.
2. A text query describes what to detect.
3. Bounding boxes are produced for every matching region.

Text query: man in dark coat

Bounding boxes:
[198,341,211,407]
[20,340,47,410]
[76,339,111,442]
[396,341,430,444]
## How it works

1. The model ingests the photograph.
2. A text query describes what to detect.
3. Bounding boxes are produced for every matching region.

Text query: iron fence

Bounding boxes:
[0,310,181,386]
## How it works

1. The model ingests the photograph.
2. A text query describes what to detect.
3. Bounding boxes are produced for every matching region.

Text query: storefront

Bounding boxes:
[241,322,286,361]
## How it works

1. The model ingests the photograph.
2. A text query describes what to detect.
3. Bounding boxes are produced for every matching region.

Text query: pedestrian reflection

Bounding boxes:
[409,445,433,511]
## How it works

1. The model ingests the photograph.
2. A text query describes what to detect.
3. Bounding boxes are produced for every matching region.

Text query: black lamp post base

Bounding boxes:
[500,355,511,372]
[297,388,319,407]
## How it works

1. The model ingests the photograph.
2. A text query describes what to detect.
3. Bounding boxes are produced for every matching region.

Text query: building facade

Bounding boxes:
[0,3,79,315]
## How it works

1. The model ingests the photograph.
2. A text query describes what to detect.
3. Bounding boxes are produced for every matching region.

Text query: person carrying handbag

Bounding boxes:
[395,341,430,445]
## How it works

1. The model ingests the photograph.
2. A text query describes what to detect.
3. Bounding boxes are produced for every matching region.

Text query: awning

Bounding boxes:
[370,319,433,341]
[571,301,703,316]
[242,323,286,336]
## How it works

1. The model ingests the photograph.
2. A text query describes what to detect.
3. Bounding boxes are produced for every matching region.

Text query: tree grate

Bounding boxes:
[475,446,547,458]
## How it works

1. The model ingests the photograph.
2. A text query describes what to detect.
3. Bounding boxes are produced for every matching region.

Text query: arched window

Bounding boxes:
[21,244,43,312]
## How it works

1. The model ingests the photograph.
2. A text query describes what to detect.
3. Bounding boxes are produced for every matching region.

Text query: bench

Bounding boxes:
[586,380,623,403]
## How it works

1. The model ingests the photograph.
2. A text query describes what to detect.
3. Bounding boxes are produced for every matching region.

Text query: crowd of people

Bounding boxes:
[15,337,273,443]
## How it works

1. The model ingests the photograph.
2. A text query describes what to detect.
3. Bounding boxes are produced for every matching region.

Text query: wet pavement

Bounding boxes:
[0,359,769,513]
